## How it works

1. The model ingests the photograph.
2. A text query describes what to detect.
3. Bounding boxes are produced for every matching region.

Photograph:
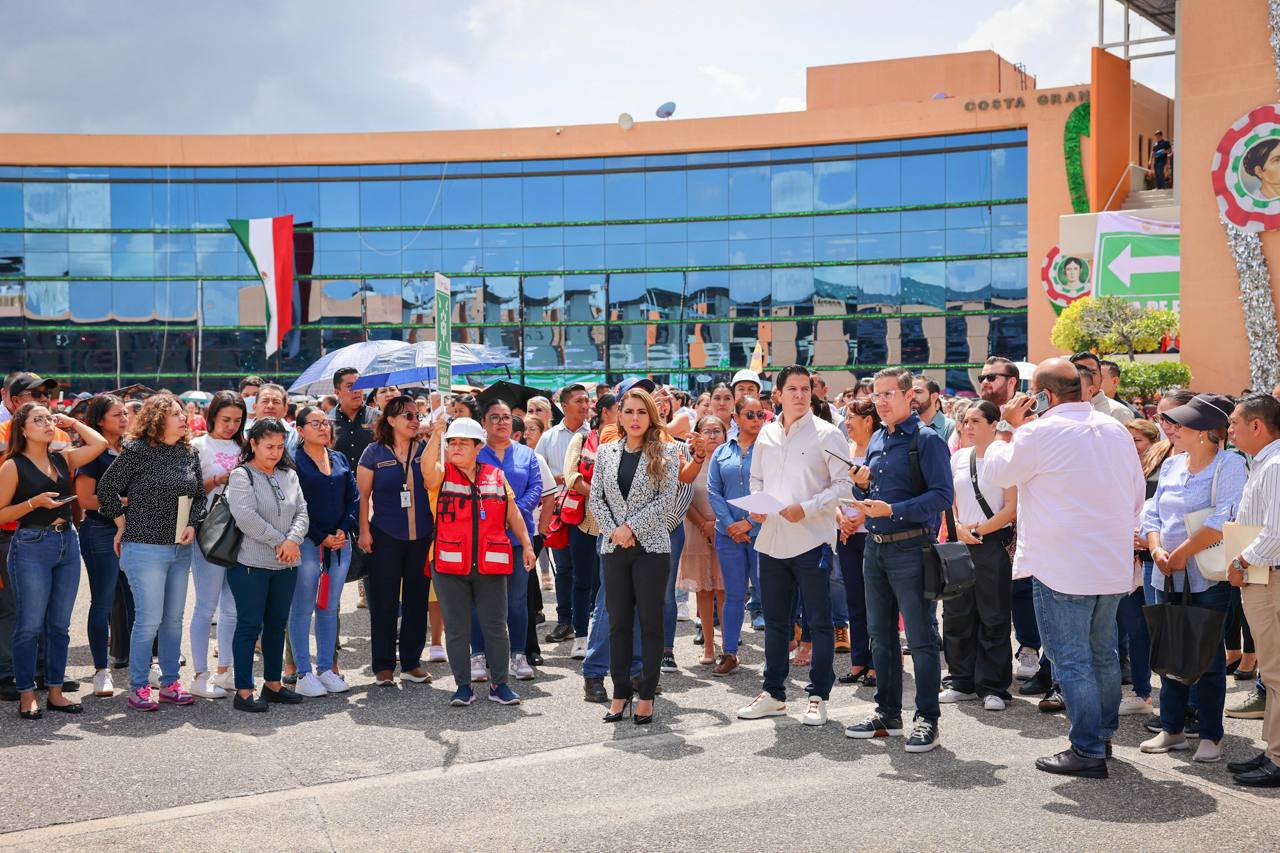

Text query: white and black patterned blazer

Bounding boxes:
[589,440,680,555]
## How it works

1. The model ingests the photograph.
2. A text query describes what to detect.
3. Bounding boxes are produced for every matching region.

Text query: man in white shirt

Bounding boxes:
[1070,352,1134,424]
[1226,394,1280,787]
[736,365,852,727]
[535,383,592,649]
[984,358,1145,780]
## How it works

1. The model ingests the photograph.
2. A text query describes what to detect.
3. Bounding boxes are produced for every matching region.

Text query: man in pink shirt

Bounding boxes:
[984,358,1146,780]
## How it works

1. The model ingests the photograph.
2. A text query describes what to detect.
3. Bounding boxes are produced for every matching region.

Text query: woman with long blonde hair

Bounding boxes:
[588,389,680,725]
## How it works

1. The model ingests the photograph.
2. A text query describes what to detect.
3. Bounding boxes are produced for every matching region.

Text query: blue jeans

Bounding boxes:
[864,536,941,720]
[1154,580,1230,742]
[662,525,685,650]
[189,544,237,675]
[289,542,351,675]
[759,545,835,701]
[582,541,642,681]
[9,527,80,692]
[471,544,528,656]
[121,542,191,691]
[714,532,757,655]
[78,518,120,670]
[828,544,849,627]
[227,563,298,691]
[1032,579,1123,759]
[835,533,871,668]
[1115,586,1152,699]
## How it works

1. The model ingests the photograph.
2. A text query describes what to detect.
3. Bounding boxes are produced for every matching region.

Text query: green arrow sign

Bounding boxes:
[1095,230,1180,310]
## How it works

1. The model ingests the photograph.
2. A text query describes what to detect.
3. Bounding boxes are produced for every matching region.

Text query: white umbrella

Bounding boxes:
[288,339,411,397]
[179,390,213,405]
[1012,361,1037,383]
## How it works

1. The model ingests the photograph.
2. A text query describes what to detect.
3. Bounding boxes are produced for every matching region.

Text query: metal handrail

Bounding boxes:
[1102,163,1149,212]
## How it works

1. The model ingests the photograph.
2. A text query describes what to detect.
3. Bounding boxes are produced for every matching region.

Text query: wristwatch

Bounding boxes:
[1231,556,1248,575]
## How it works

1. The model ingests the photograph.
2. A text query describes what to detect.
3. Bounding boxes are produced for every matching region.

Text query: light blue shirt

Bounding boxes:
[1141,449,1248,593]
[706,437,760,537]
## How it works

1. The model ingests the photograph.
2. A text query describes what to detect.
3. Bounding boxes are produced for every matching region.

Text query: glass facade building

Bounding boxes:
[0,129,1028,393]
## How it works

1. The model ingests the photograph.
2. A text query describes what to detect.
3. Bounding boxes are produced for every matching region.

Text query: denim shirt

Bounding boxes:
[1141,449,1248,593]
[478,441,543,545]
[855,413,954,535]
[707,437,760,538]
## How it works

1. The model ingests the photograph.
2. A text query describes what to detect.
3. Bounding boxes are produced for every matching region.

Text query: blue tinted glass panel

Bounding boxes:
[901,261,946,309]
[901,153,945,206]
[771,163,813,213]
[523,176,563,223]
[194,184,236,227]
[857,158,900,207]
[360,181,399,227]
[728,167,769,215]
[400,180,444,231]
[564,174,604,221]
[772,267,814,306]
[991,146,1028,198]
[687,168,727,216]
[236,183,278,219]
[945,150,991,202]
[604,173,644,220]
[991,257,1025,300]
[946,259,992,303]
[814,161,855,210]
[444,179,482,226]
[0,185,22,227]
[859,265,901,307]
[483,177,522,224]
[645,171,685,218]
[319,183,359,227]
[109,184,150,229]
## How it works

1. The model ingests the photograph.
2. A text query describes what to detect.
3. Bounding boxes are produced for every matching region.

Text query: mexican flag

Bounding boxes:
[229,215,295,357]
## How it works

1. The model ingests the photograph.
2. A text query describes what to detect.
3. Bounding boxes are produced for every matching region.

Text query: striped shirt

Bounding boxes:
[1239,438,1280,568]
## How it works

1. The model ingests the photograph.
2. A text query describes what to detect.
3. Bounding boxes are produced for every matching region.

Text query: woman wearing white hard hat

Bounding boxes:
[423,417,537,707]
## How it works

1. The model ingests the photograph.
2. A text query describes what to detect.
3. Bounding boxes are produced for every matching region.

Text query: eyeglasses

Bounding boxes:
[739,410,766,421]
[1158,414,1182,429]
[868,390,904,403]
[29,415,55,426]
[978,373,1014,383]
[303,419,330,429]
[487,415,513,424]
[266,474,285,502]
[20,390,49,401]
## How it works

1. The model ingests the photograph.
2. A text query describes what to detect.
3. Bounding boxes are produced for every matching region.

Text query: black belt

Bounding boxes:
[18,520,70,532]
[870,528,927,544]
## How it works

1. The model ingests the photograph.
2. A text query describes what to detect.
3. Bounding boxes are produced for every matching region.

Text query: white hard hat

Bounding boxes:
[730,369,762,390]
[444,417,486,442]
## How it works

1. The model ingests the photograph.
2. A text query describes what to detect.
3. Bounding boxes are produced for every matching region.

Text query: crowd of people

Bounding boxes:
[1,356,1279,788]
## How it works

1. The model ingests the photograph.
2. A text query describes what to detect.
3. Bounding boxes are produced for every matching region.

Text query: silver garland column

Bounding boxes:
[1224,220,1280,391]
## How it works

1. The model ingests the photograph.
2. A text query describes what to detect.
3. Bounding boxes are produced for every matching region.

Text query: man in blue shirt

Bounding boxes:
[845,367,954,753]
[476,398,543,681]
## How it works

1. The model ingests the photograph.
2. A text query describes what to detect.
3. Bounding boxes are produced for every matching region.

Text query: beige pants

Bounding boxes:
[1242,578,1280,762]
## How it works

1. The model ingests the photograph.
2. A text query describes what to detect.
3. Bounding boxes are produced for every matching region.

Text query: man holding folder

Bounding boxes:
[1226,394,1280,788]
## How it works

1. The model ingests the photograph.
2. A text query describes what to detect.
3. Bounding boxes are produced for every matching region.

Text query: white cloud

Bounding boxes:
[959,0,1094,88]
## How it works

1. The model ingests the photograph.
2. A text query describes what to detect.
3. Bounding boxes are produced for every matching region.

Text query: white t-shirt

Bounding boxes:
[951,446,1006,527]
[534,451,556,499]
[193,435,242,508]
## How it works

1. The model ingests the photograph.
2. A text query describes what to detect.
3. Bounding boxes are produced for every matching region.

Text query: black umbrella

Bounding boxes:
[476,380,563,424]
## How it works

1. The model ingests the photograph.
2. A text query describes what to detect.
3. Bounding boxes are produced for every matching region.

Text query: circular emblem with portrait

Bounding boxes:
[1212,103,1280,232]
[1040,245,1092,310]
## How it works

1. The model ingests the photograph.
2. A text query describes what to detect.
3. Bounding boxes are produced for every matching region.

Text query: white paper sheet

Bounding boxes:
[1224,521,1270,585]
[175,496,192,543]
[728,492,788,515]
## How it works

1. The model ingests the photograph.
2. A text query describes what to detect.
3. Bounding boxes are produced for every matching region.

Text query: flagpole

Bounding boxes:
[195,278,204,391]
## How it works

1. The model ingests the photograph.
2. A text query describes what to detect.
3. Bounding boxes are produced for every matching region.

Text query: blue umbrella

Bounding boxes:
[351,342,515,390]
[288,339,411,396]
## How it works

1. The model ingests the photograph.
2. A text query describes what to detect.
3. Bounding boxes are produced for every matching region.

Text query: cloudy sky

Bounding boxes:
[0,0,1174,135]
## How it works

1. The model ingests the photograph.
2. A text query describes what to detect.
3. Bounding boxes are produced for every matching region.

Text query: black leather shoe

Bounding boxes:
[45,700,83,714]
[1228,751,1270,775]
[1038,688,1066,713]
[0,678,18,702]
[18,707,42,720]
[603,698,632,723]
[1234,758,1280,788]
[583,677,609,703]
[528,653,545,667]
[233,693,269,713]
[261,684,303,704]
[1035,747,1108,779]
[545,623,575,643]
[1018,670,1052,696]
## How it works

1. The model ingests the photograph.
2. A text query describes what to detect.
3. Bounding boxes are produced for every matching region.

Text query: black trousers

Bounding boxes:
[1226,585,1255,654]
[367,527,432,674]
[602,545,667,701]
[524,535,544,660]
[942,531,1014,700]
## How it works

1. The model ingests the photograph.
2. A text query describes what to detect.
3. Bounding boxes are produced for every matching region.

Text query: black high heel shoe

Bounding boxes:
[603,698,632,723]
[838,666,872,685]
[634,701,654,725]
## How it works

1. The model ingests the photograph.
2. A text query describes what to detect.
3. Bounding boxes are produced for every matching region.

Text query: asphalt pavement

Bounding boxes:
[0,569,1277,852]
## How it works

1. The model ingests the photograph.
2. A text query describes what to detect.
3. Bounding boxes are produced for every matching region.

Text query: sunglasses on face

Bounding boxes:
[978,373,1014,383]
[739,410,766,420]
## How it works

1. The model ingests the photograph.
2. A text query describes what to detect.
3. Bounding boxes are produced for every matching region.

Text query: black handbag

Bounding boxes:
[1144,576,1227,686]
[346,544,371,584]
[197,466,245,569]
[969,450,1017,563]
[904,430,975,602]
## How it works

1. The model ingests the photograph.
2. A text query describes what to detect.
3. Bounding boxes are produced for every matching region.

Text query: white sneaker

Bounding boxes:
[93,669,114,697]
[983,695,1006,712]
[295,672,327,698]
[1118,694,1152,716]
[148,663,162,688]
[189,673,226,699]
[318,670,349,693]
[427,645,447,663]
[470,654,489,683]
[511,654,535,680]
[570,637,588,660]
[1193,739,1223,763]
[210,670,236,691]
[801,696,828,726]
[676,601,691,622]
[1016,647,1040,680]
[1140,731,1190,753]
[736,691,787,720]
[938,687,978,703]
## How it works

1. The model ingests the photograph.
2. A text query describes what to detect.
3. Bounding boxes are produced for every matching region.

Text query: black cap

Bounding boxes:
[1162,393,1234,431]
[8,373,57,398]
[615,377,656,397]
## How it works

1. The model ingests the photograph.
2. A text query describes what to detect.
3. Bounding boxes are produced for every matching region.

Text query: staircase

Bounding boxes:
[1125,188,1175,210]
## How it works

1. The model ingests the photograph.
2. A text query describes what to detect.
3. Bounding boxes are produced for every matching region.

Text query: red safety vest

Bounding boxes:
[433,462,513,576]
[577,430,600,483]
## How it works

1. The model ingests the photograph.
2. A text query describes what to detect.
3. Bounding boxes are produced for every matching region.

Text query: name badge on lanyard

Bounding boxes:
[400,487,413,509]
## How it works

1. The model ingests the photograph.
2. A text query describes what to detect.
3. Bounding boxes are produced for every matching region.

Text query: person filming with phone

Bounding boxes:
[983,357,1145,780]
